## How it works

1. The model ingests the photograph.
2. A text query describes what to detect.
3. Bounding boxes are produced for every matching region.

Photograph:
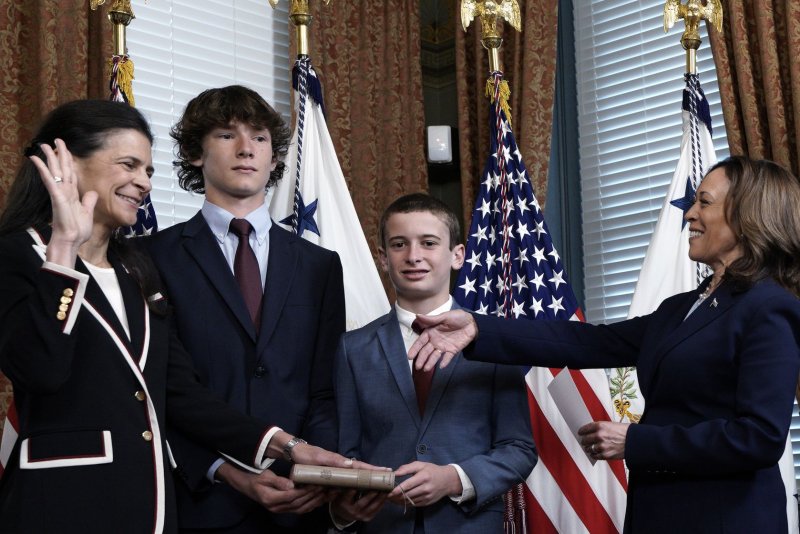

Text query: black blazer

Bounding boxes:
[466,278,800,533]
[147,213,344,530]
[0,229,274,533]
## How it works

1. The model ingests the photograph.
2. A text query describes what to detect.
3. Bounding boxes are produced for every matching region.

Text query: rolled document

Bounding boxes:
[290,465,395,491]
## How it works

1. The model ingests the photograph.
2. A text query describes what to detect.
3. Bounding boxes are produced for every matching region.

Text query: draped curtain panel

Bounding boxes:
[301,1,428,262]
[455,0,559,224]
[709,0,800,176]
[0,0,109,433]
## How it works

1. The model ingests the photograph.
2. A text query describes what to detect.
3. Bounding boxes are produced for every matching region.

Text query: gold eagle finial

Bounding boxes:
[89,0,133,15]
[267,0,332,11]
[663,0,723,35]
[461,0,521,33]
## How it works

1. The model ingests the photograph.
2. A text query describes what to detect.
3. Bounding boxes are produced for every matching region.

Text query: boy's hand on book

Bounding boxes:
[217,463,325,514]
[388,462,462,507]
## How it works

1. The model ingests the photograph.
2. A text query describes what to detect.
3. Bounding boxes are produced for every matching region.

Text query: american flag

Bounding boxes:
[454,71,627,533]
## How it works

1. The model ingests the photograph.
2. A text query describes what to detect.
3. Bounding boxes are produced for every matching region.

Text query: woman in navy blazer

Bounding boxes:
[0,100,353,533]
[409,156,800,533]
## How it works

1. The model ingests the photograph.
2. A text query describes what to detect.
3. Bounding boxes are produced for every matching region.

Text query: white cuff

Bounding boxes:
[448,463,475,504]
[219,426,280,474]
[206,458,227,483]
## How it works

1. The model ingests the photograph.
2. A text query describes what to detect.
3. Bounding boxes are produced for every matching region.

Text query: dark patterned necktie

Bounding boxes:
[411,319,435,415]
[229,218,262,332]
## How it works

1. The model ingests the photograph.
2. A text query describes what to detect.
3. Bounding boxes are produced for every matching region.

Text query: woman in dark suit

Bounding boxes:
[408,156,800,533]
[0,100,351,533]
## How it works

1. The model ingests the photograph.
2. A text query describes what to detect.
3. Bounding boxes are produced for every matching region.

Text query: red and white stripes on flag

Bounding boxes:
[454,72,627,533]
[525,364,627,533]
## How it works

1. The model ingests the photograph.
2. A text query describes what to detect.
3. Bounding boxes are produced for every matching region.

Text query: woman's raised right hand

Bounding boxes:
[29,139,97,267]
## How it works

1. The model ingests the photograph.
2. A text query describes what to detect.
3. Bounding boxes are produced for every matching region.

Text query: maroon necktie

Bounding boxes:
[229,218,262,332]
[410,319,435,415]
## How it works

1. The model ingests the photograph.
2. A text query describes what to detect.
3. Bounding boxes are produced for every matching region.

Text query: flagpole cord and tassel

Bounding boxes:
[92,0,137,106]
[270,0,332,233]
[290,57,310,233]
[486,76,512,128]
[664,0,722,285]
[462,2,524,532]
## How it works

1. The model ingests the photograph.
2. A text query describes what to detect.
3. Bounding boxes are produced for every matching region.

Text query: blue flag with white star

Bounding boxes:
[627,73,715,319]
[269,57,389,330]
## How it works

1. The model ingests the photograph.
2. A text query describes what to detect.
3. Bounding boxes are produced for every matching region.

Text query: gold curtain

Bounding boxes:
[455,0,559,224]
[0,0,109,434]
[709,0,800,175]
[302,1,428,263]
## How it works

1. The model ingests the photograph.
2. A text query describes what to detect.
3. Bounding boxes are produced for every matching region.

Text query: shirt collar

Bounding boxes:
[395,297,453,332]
[201,199,272,245]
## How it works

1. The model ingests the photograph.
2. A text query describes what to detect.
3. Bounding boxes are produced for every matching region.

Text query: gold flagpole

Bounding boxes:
[461,0,521,73]
[90,0,136,106]
[663,0,723,74]
[461,1,520,125]
[268,0,332,58]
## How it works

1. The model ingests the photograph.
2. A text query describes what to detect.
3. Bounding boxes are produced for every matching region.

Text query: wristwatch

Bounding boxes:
[282,436,307,462]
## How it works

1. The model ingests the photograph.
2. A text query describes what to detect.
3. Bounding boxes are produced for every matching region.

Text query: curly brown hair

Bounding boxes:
[170,85,291,193]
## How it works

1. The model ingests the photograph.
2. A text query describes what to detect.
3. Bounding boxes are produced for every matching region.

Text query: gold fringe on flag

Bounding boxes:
[486,77,512,128]
[107,55,136,107]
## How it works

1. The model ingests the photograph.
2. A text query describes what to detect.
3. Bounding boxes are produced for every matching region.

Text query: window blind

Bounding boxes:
[574,0,729,324]
[127,0,291,228]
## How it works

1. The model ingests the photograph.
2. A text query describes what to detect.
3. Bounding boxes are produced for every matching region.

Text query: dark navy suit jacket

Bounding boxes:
[335,305,538,533]
[466,278,800,533]
[148,212,344,531]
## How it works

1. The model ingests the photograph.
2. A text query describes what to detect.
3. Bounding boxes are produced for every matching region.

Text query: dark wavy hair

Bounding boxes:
[713,156,800,297]
[0,100,162,308]
[379,193,462,250]
[170,85,291,193]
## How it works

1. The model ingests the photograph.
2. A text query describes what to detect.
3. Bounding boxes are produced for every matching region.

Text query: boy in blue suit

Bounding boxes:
[148,86,344,533]
[332,193,537,533]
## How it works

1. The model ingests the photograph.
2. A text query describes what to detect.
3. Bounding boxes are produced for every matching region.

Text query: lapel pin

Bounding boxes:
[711,298,718,308]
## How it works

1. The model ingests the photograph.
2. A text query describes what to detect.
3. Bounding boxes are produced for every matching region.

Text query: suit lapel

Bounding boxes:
[419,300,463,431]
[256,225,298,355]
[29,227,151,371]
[182,212,257,341]
[377,311,421,427]
[419,353,459,433]
[76,257,135,349]
[111,254,146,361]
[640,283,737,393]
